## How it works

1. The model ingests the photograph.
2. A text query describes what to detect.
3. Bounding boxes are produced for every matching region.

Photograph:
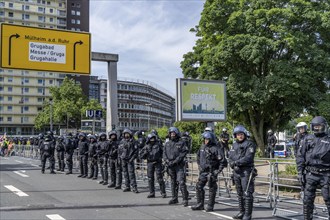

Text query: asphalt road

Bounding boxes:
[0,156,291,220]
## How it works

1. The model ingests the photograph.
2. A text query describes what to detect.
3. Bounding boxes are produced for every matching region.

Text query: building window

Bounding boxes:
[71,3,75,7]
[37,107,42,111]
[71,10,75,15]
[8,12,13,17]
[9,2,13,8]
[8,87,12,92]
[7,106,12,111]
[7,117,12,122]
[38,7,44,12]
[49,17,53,22]
[0,2,4,7]
[24,5,29,10]
[38,16,45,22]
[24,106,29,111]
[71,19,75,24]
[37,97,43,102]
[24,88,29,93]
[58,2,62,7]
[37,88,44,93]
[49,79,53,84]
[38,79,43,84]
[76,3,81,8]
[42,0,45,4]
[8,96,12,101]
[23,97,29,102]
[24,78,29,83]
[47,1,50,5]
[22,14,30,20]
[21,117,28,123]
[76,19,80,24]
[76,11,80,16]
[0,96,3,101]
[37,0,41,3]
[49,8,53,13]
[0,76,3,82]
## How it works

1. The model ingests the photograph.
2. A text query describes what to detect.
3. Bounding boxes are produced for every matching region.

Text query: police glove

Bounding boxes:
[297,173,305,186]
[229,161,236,169]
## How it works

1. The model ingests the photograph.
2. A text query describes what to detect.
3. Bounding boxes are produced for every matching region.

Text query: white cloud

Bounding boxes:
[90,1,204,94]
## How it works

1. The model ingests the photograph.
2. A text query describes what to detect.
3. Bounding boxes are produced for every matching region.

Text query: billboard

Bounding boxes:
[176,78,226,121]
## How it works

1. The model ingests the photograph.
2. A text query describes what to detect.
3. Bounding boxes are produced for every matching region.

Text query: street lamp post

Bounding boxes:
[49,98,53,132]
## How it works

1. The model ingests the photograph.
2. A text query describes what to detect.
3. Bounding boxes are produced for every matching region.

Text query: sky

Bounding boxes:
[89,0,205,96]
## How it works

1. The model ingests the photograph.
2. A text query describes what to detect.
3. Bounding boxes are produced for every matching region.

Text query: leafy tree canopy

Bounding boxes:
[181,0,330,150]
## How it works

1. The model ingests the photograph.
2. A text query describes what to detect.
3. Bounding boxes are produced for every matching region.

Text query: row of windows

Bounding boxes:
[0,106,29,111]
[6,12,69,24]
[0,86,45,93]
[0,96,44,103]
[0,116,29,123]
[0,0,64,7]
[0,77,53,84]
[118,84,171,102]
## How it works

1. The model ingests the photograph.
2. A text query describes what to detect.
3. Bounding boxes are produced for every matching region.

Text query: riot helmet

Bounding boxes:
[222,128,227,132]
[108,130,117,140]
[310,116,328,136]
[204,127,213,133]
[202,131,215,145]
[233,125,248,138]
[296,122,308,133]
[99,132,107,140]
[168,127,180,140]
[146,133,157,144]
[151,129,158,136]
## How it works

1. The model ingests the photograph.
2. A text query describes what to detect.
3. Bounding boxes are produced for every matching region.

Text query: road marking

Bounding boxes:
[4,185,29,197]
[46,214,66,220]
[205,211,233,219]
[30,164,40,167]
[15,160,23,163]
[13,171,29,177]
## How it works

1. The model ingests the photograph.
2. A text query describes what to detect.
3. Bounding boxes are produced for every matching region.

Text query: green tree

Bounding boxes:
[181,0,330,152]
[34,77,87,130]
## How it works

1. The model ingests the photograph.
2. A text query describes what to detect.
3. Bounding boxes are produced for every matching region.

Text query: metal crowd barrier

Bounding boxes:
[8,147,329,220]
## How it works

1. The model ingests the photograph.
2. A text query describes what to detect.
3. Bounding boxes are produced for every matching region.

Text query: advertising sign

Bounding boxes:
[176,78,226,121]
[1,23,91,74]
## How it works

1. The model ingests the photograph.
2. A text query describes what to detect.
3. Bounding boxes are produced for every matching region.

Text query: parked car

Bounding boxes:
[274,142,294,158]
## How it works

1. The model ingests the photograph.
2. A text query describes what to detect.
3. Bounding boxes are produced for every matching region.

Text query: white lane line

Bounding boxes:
[46,214,66,220]
[13,171,29,177]
[15,160,23,163]
[4,185,29,197]
[207,212,233,219]
[30,164,40,167]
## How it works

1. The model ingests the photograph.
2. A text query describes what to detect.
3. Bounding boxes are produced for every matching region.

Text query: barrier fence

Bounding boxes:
[6,145,329,219]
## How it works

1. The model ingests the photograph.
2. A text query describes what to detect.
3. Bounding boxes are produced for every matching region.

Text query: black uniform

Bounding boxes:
[266,131,277,158]
[77,134,89,178]
[88,136,98,179]
[40,136,56,174]
[118,131,139,193]
[294,131,308,157]
[108,134,120,188]
[163,127,189,206]
[55,137,65,171]
[64,134,75,174]
[220,130,230,156]
[192,132,227,212]
[229,125,257,220]
[140,133,166,198]
[97,134,110,185]
[296,116,330,219]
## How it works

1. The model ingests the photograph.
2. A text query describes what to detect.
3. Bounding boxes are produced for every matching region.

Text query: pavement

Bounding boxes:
[0,156,325,220]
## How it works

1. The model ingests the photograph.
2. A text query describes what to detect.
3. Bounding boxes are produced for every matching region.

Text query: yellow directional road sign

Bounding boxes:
[0,23,91,74]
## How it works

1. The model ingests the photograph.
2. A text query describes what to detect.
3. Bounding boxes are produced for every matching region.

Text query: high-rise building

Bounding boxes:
[0,0,90,136]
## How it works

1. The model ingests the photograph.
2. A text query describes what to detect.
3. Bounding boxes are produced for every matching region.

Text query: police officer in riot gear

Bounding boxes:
[88,135,98,180]
[192,132,227,212]
[297,116,330,219]
[220,128,230,155]
[229,125,257,220]
[140,133,166,198]
[181,132,192,154]
[97,133,110,185]
[293,122,308,157]
[108,131,120,188]
[163,127,189,206]
[135,130,146,169]
[151,129,163,146]
[77,133,89,178]
[40,132,56,174]
[118,129,139,193]
[64,133,75,175]
[56,136,65,172]
[266,129,277,158]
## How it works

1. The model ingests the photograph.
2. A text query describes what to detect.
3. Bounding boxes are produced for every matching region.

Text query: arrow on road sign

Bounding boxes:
[73,40,83,70]
[8,33,20,66]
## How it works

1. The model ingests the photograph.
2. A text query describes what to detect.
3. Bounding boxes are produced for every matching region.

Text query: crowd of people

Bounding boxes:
[1,115,329,220]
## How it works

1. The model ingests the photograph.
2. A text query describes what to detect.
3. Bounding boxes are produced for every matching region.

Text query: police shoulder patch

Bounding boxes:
[249,147,254,153]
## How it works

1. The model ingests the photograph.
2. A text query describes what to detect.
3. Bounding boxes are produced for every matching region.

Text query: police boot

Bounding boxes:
[102,172,108,185]
[132,186,139,194]
[115,169,122,188]
[181,185,189,207]
[60,160,65,172]
[303,203,313,220]
[233,197,245,219]
[99,171,105,184]
[205,188,216,212]
[109,170,116,187]
[123,186,131,192]
[88,166,94,179]
[168,183,179,205]
[242,199,253,220]
[191,190,204,210]
[147,180,155,198]
[159,179,167,198]
[56,161,61,171]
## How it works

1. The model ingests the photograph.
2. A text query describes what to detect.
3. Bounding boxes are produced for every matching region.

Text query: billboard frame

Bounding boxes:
[176,78,227,122]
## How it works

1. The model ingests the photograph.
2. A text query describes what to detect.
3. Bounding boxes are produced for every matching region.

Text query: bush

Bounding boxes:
[284,164,298,175]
